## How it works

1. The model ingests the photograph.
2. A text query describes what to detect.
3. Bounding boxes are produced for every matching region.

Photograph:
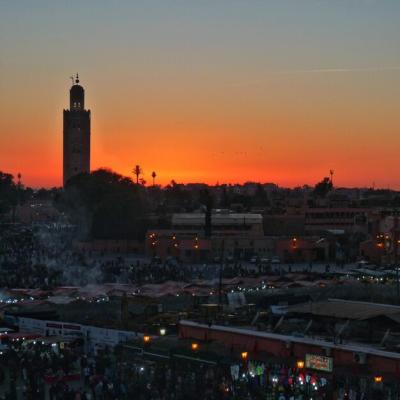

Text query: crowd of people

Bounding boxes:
[0,339,239,400]
[0,338,80,399]
[0,223,294,292]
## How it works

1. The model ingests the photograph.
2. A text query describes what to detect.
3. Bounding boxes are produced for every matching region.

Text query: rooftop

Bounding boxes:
[172,213,263,226]
[284,298,400,321]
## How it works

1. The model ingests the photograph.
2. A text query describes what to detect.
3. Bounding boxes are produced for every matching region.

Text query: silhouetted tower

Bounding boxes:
[204,189,213,238]
[63,74,91,186]
[329,169,334,187]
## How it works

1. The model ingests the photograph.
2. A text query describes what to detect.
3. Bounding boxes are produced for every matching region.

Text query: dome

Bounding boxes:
[69,83,85,110]
[70,84,84,95]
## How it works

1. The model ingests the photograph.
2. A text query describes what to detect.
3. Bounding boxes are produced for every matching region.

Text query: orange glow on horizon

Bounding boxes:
[2,74,400,190]
[2,2,400,190]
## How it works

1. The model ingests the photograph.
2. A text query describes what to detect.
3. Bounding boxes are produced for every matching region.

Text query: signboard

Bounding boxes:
[305,354,333,372]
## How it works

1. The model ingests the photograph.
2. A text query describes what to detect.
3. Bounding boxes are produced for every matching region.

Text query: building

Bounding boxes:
[171,212,264,236]
[63,74,91,186]
[304,207,369,235]
[179,319,400,397]
[275,236,330,263]
[360,213,400,265]
[146,212,272,262]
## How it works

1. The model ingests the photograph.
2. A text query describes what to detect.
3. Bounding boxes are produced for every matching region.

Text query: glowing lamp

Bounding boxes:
[159,328,166,336]
[374,376,383,383]
[143,335,151,343]
[241,351,248,360]
[191,343,199,351]
[297,360,305,369]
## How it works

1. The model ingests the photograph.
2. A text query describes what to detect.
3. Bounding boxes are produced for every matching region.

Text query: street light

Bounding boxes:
[191,342,199,351]
[297,360,305,369]
[143,335,151,344]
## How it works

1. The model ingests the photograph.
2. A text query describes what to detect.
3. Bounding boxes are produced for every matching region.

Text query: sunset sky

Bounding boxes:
[1,0,400,188]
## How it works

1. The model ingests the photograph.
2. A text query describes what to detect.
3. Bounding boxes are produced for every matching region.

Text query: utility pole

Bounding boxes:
[218,239,225,307]
[393,212,399,303]
[329,169,334,187]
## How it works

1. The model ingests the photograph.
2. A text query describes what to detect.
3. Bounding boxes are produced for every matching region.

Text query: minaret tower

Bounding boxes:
[63,73,91,186]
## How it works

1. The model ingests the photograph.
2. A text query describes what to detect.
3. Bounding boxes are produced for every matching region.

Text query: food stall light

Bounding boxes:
[296,360,305,369]
[159,328,166,336]
[191,343,199,351]
[374,375,383,383]
[143,335,151,343]
[241,351,248,360]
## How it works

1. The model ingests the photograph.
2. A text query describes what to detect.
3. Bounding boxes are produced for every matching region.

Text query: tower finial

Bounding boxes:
[75,73,79,84]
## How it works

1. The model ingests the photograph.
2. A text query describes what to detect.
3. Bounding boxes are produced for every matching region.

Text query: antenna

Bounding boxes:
[329,169,334,186]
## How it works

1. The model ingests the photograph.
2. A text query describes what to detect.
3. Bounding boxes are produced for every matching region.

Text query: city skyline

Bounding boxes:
[1,1,400,188]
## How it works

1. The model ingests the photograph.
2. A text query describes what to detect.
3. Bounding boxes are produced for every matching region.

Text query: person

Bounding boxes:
[326,264,330,273]
[49,384,57,400]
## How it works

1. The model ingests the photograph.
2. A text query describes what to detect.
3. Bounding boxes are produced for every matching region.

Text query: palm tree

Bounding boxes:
[132,165,142,184]
[151,171,157,186]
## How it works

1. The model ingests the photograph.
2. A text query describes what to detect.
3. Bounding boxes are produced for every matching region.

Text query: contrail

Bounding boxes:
[226,66,400,87]
[277,66,400,74]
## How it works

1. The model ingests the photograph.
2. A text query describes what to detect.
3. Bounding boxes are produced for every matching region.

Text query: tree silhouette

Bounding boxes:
[0,171,17,217]
[59,169,148,240]
[133,165,142,184]
[313,177,333,197]
[151,171,157,186]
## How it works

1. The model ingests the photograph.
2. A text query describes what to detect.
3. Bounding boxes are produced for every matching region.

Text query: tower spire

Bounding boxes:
[63,75,91,186]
